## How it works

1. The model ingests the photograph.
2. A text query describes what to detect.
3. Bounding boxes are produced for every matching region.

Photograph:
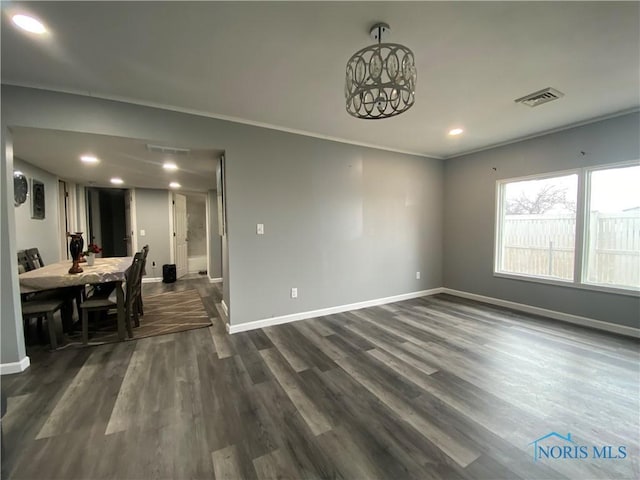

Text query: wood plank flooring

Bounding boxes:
[2,278,638,479]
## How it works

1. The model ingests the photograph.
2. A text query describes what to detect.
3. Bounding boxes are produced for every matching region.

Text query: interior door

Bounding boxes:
[174,193,188,279]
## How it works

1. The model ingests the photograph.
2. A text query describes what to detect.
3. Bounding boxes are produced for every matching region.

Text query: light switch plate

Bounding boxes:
[257,223,264,235]
[291,287,298,298]
[416,271,421,279]
[140,229,146,236]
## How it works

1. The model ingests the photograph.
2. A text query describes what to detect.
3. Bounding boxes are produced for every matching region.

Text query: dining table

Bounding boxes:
[19,256,135,341]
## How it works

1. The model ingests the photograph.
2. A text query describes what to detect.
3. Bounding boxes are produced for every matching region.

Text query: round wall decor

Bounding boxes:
[13,171,28,206]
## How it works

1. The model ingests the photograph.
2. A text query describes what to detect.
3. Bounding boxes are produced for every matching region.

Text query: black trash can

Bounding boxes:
[162,264,177,283]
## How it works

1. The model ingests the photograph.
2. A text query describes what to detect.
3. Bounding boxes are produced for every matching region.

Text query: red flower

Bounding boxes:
[84,243,102,254]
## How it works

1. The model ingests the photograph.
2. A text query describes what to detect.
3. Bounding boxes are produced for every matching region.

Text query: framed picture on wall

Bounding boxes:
[31,179,45,219]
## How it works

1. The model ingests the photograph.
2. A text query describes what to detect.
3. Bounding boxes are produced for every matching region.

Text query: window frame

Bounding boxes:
[493,162,640,297]
[580,161,640,293]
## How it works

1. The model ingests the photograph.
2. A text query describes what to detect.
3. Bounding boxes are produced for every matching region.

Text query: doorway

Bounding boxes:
[185,193,208,274]
[86,187,131,257]
[173,192,188,279]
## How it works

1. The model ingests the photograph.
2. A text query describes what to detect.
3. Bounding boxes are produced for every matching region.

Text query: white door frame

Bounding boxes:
[57,180,69,261]
[169,191,210,279]
[57,180,85,261]
[170,191,188,279]
[168,191,175,263]
[174,192,188,278]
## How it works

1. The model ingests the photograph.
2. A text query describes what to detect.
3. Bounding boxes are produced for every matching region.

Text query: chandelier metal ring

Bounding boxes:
[345,23,417,119]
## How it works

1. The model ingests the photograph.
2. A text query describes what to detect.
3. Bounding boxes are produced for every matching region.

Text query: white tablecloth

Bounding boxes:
[19,257,134,293]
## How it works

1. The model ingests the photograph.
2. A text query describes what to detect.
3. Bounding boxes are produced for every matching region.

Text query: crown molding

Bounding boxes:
[1,81,441,160]
[445,107,640,160]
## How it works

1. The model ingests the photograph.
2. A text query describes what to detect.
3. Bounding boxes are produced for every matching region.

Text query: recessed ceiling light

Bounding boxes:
[12,14,47,34]
[80,155,99,164]
[449,128,464,136]
[169,182,181,189]
[110,177,124,185]
[163,162,178,171]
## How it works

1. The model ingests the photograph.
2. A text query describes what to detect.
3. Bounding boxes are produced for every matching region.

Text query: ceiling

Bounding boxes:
[12,127,222,192]
[1,1,639,160]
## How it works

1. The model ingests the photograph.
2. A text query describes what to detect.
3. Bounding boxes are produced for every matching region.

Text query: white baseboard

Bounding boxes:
[228,288,444,334]
[442,288,640,338]
[0,356,30,375]
[221,300,229,316]
[142,277,163,284]
[225,286,638,338]
[209,277,223,284]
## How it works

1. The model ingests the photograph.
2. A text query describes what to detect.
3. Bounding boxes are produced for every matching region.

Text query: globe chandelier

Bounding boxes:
[345,22,417,119]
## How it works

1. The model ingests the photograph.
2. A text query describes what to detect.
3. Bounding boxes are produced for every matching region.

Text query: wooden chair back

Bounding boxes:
[124,256,144,329]
[25,248,45,269]
[140,244,149,276]
[134,246,149,317]
[126,256,143,305]
[17,250,33,272]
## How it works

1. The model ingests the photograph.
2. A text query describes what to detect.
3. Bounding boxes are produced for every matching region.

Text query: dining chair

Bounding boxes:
[136,245,149,316]
[17,250,35,272]
[80,256,143,344]
[25,248,45,269]
[21,297,65,349]
[26,247,83,332]
[19,249,71,341]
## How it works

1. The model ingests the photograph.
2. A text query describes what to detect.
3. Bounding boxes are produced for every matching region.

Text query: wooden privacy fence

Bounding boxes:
[501,213,640,287]
[586,212,640,287]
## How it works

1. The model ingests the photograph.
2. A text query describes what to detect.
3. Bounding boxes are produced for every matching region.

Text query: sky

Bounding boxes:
[590,165,640,213]
[505,165,640,214]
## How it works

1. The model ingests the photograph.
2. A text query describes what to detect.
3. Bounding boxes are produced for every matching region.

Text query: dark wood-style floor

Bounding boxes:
[2,278,638,479]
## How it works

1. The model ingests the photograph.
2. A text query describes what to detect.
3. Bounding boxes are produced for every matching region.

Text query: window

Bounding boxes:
[496,173,578,281]
[584,165,640,290]
[495,163,640,293]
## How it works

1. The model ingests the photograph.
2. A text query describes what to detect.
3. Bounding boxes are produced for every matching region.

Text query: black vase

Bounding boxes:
[68,232,84,274]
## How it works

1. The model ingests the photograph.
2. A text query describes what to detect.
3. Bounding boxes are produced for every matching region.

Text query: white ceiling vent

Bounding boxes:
[146,144,191,155]
[515,87,564,107]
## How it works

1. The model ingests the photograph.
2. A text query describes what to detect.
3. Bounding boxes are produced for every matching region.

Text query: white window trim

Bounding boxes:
[494,162,640,297]
[494,272,639,297]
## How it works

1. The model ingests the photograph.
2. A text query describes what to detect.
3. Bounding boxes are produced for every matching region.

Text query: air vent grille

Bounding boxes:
[515,87,564,107]
[146,144,191,155]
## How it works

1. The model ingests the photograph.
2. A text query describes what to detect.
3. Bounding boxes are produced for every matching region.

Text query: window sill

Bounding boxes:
[493,271,640,298]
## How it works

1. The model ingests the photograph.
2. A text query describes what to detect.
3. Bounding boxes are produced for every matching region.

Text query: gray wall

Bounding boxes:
[1,85,442,358]
[228,130,443,324]
[208,190,222,279]
[135,188,171,278]
[222,222,230,311]
[444,112,640,328]
[13,158,61,265]
[1,128,27,365]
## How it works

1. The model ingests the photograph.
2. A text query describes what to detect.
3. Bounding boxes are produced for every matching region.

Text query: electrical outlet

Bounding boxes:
[416,271,421,280]
[140,229,146,237]
[291,287,298,299]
